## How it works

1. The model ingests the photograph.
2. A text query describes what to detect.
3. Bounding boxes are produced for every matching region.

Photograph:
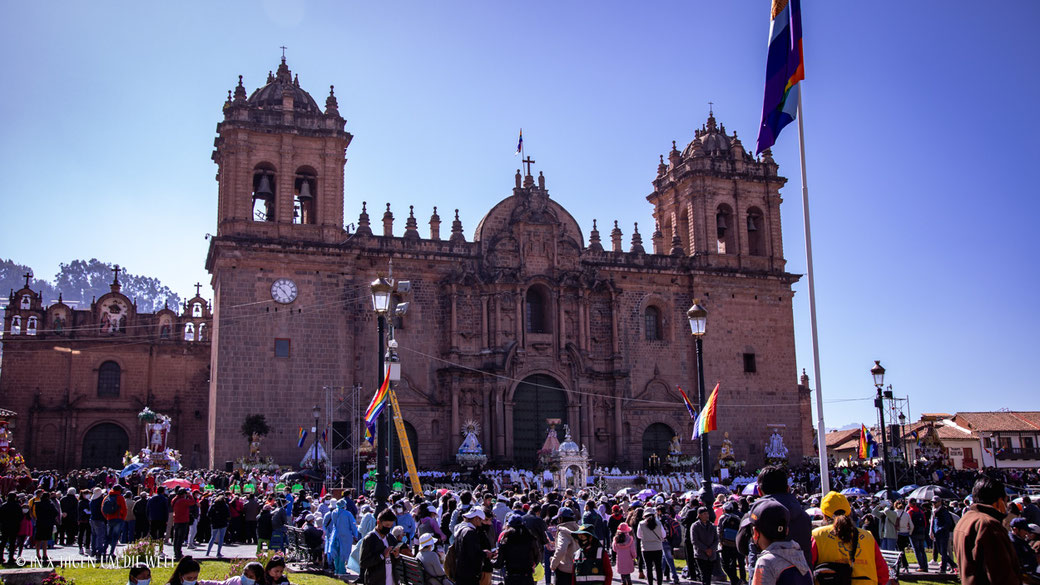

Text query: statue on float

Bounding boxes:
[456,420,488,468]
[0,410,28,475]
[552,425,589,490]
[764,424,789,464]
[131,408,181,472]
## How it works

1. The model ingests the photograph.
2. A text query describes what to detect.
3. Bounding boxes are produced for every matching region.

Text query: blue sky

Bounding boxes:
[2,1,1038,428]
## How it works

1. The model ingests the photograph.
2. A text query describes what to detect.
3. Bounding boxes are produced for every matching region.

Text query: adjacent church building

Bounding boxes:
[2,56,813,472]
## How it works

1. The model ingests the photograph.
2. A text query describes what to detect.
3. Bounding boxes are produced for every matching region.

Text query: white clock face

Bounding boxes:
[271,278,298,304]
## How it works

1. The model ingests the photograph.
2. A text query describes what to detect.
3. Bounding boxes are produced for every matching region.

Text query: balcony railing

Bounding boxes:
[996,447,1040,461]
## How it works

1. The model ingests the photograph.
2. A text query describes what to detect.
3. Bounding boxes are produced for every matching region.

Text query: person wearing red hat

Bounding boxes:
[611,523,637,585]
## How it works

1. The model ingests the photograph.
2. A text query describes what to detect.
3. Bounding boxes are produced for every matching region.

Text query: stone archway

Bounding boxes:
[82,423,129,469]
[512,374,567,466]
[642,422,675,470]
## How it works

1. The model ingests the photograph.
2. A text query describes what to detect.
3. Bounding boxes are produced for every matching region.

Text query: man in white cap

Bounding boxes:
[455,508,492,585]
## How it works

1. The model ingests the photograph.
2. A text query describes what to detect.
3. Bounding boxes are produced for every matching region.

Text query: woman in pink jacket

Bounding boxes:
[612,523,638,585]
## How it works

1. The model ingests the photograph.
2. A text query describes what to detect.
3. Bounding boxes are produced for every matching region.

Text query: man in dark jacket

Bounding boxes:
[736,466,812,573]
[455,508,493,585]
[1,493,23,565]
[931,496,956,574]
[360,509,401,585]
[60,488,78,546]
[952,475,1020,585]
[689,507,719,585]
[147,487,170,541]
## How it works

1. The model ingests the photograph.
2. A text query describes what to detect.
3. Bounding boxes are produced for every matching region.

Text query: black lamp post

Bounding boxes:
[687,300,711,506]
[311,405,321,485]
[370,275,392,509]
[871,360,897,498]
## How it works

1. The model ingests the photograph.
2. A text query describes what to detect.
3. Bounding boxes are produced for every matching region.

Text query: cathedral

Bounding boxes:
[205,57,813,471]
[1,56,813,472]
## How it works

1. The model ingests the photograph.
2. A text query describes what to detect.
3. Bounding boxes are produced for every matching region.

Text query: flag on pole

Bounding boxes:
[364,366,392,443]
[319,484,326,498]
[692,383,720,439]
[858,425,878,458]
[515,129,523,155]
[297,427,307,448]
[321,428,327,444]
[677,386,696,419]
[755,0,804,154]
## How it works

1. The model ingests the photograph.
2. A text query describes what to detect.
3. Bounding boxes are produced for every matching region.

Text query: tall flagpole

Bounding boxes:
[795,87,830,494]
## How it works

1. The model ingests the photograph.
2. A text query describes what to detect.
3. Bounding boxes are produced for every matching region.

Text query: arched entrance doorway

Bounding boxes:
[642,422,675,471]
[512,374,568,466]
[82,423,129,469]
[392,421,419,473]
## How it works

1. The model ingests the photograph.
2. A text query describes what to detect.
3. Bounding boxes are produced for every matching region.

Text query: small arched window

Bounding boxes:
[197,322,206,341]
[10,316,22,335]
[26,316,38,336]
[184,322,195,342]
[747,207,765,256]
[20,295,31,310]
[644,306,661,341]
[525,287,548,334]
[252,164,276,222]
[293,167,317,225]
[716,204,735,254]
[97,361,121,397]
[192,302,203,317]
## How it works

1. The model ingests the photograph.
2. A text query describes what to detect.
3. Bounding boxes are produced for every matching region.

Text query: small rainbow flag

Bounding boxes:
[364,366,392,443]
[692,383,720,439]
[677,385,696,419]
[297,427,308,448]
[858,424,878,459]
[515,129,523,155]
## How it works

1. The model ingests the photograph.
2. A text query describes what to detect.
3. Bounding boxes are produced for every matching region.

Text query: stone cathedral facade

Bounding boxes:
[205,56,814,472]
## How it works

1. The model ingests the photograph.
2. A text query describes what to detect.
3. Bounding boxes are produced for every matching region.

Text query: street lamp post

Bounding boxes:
[687,300,712,506]
[370,275,392,509]
[311,404,321,487]
[871,361,897,498]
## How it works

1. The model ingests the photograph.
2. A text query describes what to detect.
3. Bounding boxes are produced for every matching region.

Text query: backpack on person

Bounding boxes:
[443,538,459,580]
[719,514,740,548]
[101,494,119,517]
[665,516,683,548]
[812,531,858,585]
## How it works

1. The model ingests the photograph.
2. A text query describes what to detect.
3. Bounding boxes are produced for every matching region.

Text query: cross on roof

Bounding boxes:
[280,45,288,58]
[111,264,121,284]
[522,156,536,177]
[23,271,32,288]
[195,282,203,297]
[708,101,714,116]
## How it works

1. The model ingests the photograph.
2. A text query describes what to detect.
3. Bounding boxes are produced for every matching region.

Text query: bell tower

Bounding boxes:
[647,111,787,273]
[211,57,352,243]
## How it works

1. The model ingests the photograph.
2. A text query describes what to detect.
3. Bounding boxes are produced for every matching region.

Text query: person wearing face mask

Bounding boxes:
[328,499,360,575]
[128,563,151,585]
[360,509,401,585]
[166,556,202,585]
[746,501,811,585]
[195,561,265,585]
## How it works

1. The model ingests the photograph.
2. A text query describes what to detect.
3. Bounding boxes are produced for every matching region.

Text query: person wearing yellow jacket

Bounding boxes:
[810,493,890,585]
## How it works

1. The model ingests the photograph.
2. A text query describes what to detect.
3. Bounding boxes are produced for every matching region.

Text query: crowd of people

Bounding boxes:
[2,463,1040,585]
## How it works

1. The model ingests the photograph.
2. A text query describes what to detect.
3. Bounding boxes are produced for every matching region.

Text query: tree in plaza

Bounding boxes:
[240,414,271,447]
[0,258,58,301]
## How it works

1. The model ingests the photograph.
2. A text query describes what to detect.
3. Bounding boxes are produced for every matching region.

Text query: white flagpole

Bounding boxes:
[795,87,831,494]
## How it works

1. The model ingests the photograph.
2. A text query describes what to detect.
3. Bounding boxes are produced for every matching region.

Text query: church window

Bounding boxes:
[293,168,317,225]
[10,316,21,335]
[184,322,195,342]
[252,165,276,222]
[197,323,206,341]
[26,316,38,336]
[97,361,121,397]
[525,287,549,334]
[20,295,31,310]
[716,204,735,254]
[192,302,203,317]
[747,207,765,256]
[274,338,291,358]
[644,306,662,341]
[743,352,757,373]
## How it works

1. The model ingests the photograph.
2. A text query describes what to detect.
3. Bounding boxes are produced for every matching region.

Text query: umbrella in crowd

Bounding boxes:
[804,507,824,518]
[907,485,958,501]
[840,487,869,497]
[162,478,192,490]
[873,489,890,499]
[616,487,638,498]
[742,482,760,496]
[120,462,145,478]
[711,484,731,497]
[896,484,919,496]
[636,488,657,500]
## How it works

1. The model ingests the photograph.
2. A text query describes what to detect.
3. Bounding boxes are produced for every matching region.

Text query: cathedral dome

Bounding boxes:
[558,427,580,454]
[681,112,732,157]
[247,58,322,114]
